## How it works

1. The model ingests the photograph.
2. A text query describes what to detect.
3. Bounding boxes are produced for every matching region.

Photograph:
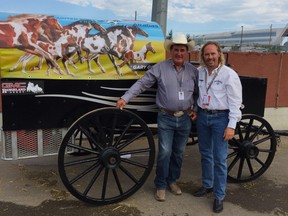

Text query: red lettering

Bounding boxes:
[2,82,26,88]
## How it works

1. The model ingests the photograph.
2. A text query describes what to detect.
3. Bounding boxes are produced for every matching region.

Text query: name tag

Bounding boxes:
[202,94,210,107]
[179,91,184,100]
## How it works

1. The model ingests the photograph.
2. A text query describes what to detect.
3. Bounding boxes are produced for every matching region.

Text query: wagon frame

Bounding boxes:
[55,73,277,205]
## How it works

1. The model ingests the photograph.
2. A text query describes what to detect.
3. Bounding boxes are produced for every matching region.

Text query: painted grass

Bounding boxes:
[0,41,165,80]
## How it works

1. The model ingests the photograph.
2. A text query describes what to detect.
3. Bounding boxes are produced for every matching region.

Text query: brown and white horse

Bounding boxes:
[115,42,156,77]
[81,25,137,75]
[84,25,149,76]
[0,14,65,74]
[132,42,156,63]
[9,19,106,75]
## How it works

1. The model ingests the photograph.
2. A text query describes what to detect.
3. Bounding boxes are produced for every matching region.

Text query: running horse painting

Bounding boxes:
[132,42,156,63]
[0,14,66,74]
[118,41,156,66]
[83,24,149,76]
[9,19,107,76]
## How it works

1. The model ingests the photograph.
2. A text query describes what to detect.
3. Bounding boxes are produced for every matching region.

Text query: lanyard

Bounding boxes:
[205,64,222,94]
[175,68,184,91]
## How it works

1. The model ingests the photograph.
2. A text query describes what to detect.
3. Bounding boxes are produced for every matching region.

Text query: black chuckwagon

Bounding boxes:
[0,13,277,205]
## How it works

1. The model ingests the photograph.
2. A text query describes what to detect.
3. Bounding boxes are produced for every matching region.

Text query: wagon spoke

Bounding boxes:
[69,161,102,185]
[121,147,151,155]
[249,123,265,142]
[258,148,274,153]
[121,158,149,169]
[64,156,99,167]
[253,135,273,146]
[107,113,119,146]
[255,157,265,166]
[228,155,240,172]
[244,118,254,140]
[112,169,124,195]
[227,150,238,159]
[235,123,244,141]
[66,142,99,155]
[83,165,104,196]
[117,131,146,151]
[113,119,134,147]
[101,168,109,199]
[78,124,104,151]
[118,164,138,184]
[229,137,240,147]
[246,158,255,176]
[237,157,245,179]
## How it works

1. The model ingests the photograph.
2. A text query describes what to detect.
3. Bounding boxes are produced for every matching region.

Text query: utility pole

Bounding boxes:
[240,26,243,51]
[269,24,272,46]
[151,0,168,36]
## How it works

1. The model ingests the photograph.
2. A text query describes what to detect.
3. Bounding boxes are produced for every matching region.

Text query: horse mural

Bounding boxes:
[0,14,66,74]
[0,13,165,80]
[9,19,107,76]
[83,24,149,76]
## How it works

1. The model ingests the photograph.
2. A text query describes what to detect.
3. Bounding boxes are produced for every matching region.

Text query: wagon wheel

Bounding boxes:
[227,114,277,183]
[58,107,155,205]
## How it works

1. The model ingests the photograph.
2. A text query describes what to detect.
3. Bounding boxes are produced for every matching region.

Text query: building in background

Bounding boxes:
[193,25,288,52]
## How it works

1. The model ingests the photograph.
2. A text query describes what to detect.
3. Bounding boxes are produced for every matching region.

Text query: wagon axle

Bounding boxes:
[240,140,259,159]
[100,147,121,169]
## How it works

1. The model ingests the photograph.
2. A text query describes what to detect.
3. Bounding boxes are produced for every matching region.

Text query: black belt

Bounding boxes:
[199,107,229,114]
[160,108,191,117]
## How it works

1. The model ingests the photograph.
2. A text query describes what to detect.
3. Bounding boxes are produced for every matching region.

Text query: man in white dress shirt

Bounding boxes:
[193,41,242,213]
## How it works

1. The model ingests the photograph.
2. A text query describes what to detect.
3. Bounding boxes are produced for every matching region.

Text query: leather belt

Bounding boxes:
[160,108,191,117]
[199,107,229,114]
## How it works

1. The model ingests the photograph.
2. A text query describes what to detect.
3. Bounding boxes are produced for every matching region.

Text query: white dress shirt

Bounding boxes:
[197,64,242,129]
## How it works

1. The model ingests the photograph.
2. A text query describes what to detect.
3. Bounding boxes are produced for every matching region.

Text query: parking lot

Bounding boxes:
[0,135,287,216]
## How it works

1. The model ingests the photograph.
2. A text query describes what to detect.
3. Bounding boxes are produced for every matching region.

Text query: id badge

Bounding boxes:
[202,94,210,107]
[178,91,184,100]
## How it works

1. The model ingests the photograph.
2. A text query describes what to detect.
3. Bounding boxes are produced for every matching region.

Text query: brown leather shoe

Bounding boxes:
[154,189,166,201]
[193,186,213,197]
[169,183,182,195]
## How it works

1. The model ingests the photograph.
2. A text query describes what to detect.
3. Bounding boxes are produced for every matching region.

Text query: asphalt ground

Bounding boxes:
[0,136,287,216]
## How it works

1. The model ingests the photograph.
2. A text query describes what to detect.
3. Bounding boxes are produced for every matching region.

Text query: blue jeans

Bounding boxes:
[196,108,229,200]
[154,111,191,189]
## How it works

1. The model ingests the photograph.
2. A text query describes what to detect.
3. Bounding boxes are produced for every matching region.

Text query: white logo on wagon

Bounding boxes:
[27,82,43,94]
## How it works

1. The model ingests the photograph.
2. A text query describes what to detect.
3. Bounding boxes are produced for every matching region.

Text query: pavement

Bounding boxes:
[0,135,287,216]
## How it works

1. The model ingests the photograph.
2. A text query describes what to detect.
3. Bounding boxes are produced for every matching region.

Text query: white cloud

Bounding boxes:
[56,0,288,34]
[168,0,288,26]
[57,0,288,26]
[58,0,152,17]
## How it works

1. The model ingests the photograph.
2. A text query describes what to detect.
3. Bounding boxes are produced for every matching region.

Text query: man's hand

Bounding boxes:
[224,127,235,141]
[189,111,197,121]
[116,98,127,110]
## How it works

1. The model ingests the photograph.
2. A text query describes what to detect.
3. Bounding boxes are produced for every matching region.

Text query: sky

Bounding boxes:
[1,0,288,36]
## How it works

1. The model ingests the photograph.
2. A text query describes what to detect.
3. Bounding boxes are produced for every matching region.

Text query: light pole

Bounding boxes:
[240,26,243,50]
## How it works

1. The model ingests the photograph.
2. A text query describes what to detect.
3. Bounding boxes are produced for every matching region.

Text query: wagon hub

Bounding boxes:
[100,147,121,169]
[241,140,259,159]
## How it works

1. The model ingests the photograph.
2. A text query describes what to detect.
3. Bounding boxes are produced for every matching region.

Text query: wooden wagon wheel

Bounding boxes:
[227,114,277,183]
[58,107,155,205]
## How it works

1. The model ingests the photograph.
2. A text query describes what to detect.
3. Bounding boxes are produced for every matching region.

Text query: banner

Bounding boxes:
[0,12,164,131]
[0,12,165,80]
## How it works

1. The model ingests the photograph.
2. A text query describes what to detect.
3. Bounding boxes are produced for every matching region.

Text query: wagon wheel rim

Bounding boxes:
[58,107,155,205]
[227,114,277,183]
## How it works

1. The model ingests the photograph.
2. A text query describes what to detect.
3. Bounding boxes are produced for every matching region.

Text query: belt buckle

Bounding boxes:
[173,111,184,117]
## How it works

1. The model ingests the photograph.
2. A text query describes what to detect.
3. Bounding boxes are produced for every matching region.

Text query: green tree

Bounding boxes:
[166,30,173,40]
